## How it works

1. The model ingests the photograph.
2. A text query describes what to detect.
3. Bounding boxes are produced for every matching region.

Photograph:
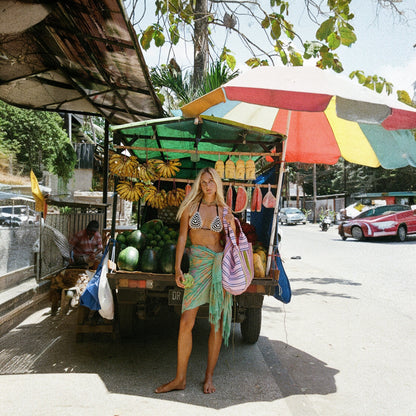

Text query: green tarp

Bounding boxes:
[112,117,283,179]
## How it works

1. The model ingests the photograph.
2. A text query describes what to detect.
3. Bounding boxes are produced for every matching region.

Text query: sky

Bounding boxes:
[136,0,416,97]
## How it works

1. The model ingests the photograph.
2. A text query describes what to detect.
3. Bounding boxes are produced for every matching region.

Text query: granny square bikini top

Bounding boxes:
[189,199,223,232]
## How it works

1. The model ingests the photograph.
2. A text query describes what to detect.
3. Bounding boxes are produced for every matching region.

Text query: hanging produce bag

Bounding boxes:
[263,184,276,208]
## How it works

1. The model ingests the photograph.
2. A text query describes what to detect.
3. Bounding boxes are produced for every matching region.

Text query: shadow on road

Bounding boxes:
[0,306,338,409]
[289,276,360,299]
[258,337,339,397]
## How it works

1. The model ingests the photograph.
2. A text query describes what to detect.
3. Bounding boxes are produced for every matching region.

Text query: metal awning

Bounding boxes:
[0,0,163,125]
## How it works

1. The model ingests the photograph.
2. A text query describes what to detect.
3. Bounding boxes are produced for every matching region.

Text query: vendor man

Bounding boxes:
[69,220,103,268]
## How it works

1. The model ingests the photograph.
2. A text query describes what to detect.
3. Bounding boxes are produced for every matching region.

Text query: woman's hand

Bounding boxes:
[175,269,185,289]
[225,212,236,233]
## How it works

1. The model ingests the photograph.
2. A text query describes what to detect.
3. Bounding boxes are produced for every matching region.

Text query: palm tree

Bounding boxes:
[150,59,239,115]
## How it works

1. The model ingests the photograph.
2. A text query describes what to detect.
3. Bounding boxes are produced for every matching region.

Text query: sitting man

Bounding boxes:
[69,220,103,268]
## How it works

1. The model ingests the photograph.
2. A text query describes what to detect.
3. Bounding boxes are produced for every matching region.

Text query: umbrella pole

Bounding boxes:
[266,110,291,276]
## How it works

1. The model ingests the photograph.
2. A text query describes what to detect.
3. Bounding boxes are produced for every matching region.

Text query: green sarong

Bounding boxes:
[182,245,233,346]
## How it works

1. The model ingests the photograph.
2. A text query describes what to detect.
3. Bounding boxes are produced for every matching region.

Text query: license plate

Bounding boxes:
[168,289,183,305]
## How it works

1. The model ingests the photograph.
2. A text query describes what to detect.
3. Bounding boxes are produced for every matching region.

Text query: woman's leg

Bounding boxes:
[155,307,199,393]
[203,320,223,394]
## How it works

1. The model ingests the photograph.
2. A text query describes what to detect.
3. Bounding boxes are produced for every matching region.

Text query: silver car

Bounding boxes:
[279,207,307,225]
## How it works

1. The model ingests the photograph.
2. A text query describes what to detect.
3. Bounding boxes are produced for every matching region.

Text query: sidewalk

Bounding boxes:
[0,275,50,337]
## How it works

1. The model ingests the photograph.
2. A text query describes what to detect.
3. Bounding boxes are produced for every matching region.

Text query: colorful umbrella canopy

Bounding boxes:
[181,66,416,275]
[181,66,416,168]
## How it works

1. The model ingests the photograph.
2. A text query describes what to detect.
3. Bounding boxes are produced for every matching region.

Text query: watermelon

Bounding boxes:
[140,248,159,272]
[234,187,248,213]
[253,185,262,212]
[117,247,139,271]
[141,219,163,235]
[116,233,126,244]
[126,230,146,250]
[160,244,176,274]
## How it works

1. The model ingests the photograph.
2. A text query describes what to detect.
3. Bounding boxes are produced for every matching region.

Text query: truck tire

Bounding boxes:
[240,307,262,344]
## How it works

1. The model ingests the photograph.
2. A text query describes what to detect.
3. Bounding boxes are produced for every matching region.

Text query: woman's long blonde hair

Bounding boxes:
[176,167,226,221]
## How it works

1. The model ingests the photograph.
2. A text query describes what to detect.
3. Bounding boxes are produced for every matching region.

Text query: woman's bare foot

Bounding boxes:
[203,376,216,394]
[155,379,186,394]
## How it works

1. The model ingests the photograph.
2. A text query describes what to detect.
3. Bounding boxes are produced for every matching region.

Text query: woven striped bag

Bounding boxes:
[222,209,254,295]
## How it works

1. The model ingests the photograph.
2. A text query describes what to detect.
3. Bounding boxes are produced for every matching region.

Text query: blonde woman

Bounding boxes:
[155,167,236,394]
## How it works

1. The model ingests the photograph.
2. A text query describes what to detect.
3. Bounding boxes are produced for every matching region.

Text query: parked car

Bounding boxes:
[0,205,37,227]
[0,215,22,227]
[279,207,307,225]
[338,204,416,242]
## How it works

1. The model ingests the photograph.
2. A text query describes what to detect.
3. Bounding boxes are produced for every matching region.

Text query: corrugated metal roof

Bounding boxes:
[0,0,163,125]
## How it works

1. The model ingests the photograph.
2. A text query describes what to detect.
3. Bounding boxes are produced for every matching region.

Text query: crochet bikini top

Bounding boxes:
[189,200,223,232]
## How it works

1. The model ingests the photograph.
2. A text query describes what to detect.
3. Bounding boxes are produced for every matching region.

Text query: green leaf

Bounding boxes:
[284,20,294,40]
[140,27,154,50]
[271,19,282,40]
[226,54,236,71]
[327,32,341,50]
[316,18,335,41]
[289,51,303,66]
[154,30,165,47]
[397,90,413,105]
[339,26,356,46]
[375,82,383,93]
[279,48,288,65]
[245,58,261,68]
[261,16,270,29]
[169,24,180,45]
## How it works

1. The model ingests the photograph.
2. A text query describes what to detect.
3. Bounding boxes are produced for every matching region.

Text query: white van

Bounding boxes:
[0,205,37,226]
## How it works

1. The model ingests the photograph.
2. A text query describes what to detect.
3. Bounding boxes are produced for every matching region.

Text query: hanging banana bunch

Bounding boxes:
[138,160,158,183]
[143,184,157,203]
[144,184,167,209]
[235,159,245,180]
[167,188,186,207]
[109,154,140,178]
[116,180,145,202]
[121,155,140,177]
[147,189,168,209]
[245,159,256,180]
[109,154,127,176]
[153,158,181,178]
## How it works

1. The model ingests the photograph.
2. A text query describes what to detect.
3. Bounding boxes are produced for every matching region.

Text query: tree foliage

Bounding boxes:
[0,101,77,183]
[298,160,416,197]
[132,0,405,76]
[150,59,239,113]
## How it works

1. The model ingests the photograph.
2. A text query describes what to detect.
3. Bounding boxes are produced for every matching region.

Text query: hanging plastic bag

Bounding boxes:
[235,159,245,180]
[80,244,110,311]
[98,244,114,320]
[215,156,225,178]
[262,184,276,208]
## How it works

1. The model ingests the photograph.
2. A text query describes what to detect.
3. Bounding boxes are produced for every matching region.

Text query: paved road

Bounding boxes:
[0,223,415,415]
[269,223,416,415]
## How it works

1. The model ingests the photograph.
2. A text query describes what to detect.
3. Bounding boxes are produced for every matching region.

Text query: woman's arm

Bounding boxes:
[174,207,189,288]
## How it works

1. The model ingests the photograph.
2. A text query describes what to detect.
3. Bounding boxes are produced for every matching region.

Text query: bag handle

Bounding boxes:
[223,207,242,246]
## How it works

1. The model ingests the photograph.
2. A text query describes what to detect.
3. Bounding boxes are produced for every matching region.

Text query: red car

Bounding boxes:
[338,204,416,242]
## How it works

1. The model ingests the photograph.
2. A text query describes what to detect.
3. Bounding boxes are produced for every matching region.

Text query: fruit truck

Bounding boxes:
[106,116,286,343]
